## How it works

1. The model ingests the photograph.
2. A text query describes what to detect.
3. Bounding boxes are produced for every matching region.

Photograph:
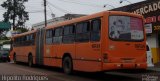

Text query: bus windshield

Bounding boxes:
[109,16,144,41]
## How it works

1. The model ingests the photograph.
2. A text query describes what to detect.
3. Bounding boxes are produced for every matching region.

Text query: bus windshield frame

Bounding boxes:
[109,15,144,42]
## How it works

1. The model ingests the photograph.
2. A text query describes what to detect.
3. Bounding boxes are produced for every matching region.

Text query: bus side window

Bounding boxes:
[18,37,21,46]
[76,21,90,42]
[25,33,35,46]
[20,37,23,46]
[31,33,35,45]
[91,19,101,41]
[46,29,53,44]
[13,38,16,47]
[53,27,63,44]
[26,35,30,45]
[63,25,75,43]
[15,38,18,46]
[17,37,21,46]
[21,36,26,46]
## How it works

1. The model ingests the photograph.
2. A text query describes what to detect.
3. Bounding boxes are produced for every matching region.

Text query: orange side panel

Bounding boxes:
[74,60,102,72]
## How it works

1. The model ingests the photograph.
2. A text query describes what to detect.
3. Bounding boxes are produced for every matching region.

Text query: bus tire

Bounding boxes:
[7,57,10,62]
[28,55,33,67]
[13,54,17,63]
[62,56,73,74]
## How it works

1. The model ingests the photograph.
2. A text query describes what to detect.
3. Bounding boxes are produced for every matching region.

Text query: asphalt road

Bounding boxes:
[0,62,159,81]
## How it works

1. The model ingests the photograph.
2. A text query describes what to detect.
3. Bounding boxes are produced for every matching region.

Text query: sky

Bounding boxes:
[0,0,145,28]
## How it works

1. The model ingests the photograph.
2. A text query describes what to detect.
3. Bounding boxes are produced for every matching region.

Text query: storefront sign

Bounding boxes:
[145,24,152,33]
[132,1,160,15]
[112,0,160,33]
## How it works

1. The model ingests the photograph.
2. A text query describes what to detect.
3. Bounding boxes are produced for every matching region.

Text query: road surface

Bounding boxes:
[0,62,159,81]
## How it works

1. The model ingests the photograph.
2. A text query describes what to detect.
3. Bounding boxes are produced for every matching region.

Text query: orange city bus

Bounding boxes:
[11,11,147,74]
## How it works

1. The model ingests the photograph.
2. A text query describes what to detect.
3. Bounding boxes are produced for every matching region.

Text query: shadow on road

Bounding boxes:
[12,62,156,81]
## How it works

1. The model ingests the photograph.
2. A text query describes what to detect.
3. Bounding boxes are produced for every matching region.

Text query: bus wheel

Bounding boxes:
[28,55,33,67]
[62,56,73,74]
[7,57,10,62]
[13,54,17,63]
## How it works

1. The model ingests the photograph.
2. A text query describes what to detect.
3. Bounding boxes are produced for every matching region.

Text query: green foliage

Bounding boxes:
[2,40,11,44]
[16,27,29,33]
[0,36,9,40]
[1,0,29,28]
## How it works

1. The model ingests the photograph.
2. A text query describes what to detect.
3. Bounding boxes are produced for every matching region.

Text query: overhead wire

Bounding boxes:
[28,10,44,13]
[57,0,103,8]
[46,1,73,14]
[55,0,114,13]
[47,4,56,18]
[57,0,115,9]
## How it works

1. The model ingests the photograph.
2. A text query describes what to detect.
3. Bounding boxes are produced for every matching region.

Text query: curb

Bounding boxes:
[147,67,160,72]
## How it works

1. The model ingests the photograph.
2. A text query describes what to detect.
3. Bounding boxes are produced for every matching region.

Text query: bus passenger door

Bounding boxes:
[35,28,45,65]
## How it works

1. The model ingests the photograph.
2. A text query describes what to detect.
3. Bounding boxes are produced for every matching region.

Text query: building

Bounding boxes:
[111,0,160,64]
[32,14,86,30]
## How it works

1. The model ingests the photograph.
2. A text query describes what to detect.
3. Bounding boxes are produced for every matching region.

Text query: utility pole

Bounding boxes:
[13,0,16,30]
[44,0,47,27]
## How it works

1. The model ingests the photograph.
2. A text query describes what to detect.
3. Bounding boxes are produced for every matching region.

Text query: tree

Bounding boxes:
[1,0,29,30]
[16,27,29,33]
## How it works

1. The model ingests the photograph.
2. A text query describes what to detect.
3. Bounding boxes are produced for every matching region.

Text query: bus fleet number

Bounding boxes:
[92,44,100,48]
